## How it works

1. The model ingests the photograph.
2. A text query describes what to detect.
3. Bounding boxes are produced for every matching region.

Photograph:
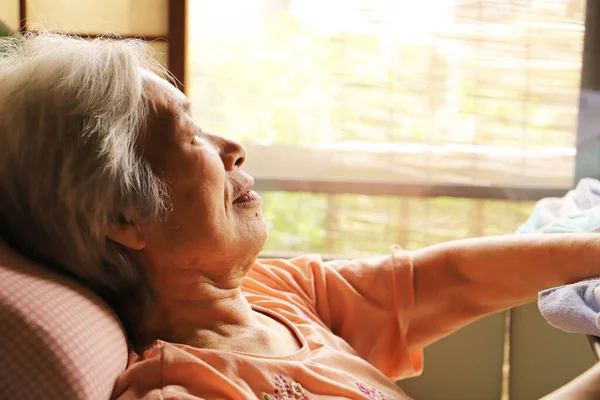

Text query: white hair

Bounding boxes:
[0,32,170,303]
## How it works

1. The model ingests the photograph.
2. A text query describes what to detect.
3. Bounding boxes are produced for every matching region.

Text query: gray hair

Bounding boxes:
[0,32,169,302]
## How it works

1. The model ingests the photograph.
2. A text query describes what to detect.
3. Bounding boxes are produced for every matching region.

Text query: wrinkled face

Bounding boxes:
[133,71,268,280]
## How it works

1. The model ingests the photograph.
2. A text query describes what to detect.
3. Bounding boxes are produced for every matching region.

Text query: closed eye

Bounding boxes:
[192,133,205,145]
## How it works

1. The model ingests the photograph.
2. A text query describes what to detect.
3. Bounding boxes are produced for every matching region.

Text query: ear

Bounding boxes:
[107,216,147,251]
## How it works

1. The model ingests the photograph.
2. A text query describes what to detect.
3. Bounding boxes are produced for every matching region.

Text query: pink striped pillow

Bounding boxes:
[0,239,128,400]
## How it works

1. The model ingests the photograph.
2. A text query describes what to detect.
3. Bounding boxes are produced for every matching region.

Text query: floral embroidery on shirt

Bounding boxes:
[356,381,385,400]
[263,375,315,400]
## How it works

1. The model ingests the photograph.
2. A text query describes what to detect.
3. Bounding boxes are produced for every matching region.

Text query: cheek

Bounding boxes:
[160,153,230,239]
[185,154,227,205]
[169,184,229,240]
[172,157,225,211]
[181,182,226,219]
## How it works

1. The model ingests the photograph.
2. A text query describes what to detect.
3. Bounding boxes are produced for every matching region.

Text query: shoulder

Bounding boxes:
[242,254,325,308]
[247,254,324,285]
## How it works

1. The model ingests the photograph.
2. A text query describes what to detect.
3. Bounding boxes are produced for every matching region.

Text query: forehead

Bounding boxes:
[141,70,188,113]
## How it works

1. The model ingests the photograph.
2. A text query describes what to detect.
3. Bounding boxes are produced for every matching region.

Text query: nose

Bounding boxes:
[210,133,246,171]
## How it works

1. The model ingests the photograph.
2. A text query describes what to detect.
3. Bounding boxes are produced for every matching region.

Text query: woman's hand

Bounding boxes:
[406,233,600,351]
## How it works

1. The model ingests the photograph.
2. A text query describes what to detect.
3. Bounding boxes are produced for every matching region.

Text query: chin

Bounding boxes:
[238,209,268,255]
[256,217,269,247]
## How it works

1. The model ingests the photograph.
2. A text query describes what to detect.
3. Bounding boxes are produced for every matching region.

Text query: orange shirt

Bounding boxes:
[112,247,423,400]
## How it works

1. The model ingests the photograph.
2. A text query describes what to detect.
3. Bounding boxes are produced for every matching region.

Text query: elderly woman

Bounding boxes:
[1,32,600,400]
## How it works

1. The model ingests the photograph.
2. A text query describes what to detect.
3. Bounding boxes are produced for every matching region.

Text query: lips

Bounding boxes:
[233,190,258,204]
[232,178,259,204]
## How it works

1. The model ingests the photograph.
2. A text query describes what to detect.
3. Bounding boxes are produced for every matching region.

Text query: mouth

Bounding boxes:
[233,179,261,205]
[233,190,260,205]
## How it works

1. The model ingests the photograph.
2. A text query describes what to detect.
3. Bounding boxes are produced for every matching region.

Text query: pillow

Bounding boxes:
[0,238,128,400]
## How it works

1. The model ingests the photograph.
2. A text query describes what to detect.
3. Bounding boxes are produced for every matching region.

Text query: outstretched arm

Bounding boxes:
[541,361,600,400]
[407,233,600,350]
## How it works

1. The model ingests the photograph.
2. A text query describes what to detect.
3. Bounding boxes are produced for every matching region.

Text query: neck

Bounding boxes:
[132,264,258,349]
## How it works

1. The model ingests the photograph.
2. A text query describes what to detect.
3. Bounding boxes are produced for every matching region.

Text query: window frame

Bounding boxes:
[18,0,186,84]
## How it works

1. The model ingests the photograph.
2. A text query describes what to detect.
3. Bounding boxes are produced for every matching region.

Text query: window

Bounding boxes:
[4,0,171,67]
[186,0,586,255]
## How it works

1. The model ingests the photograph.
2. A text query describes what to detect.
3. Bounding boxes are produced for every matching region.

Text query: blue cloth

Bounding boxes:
[522,178,600,335]
[539,281,600,336]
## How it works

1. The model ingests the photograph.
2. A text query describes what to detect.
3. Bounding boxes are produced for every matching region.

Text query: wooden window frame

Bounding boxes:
[18,0,187,93]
